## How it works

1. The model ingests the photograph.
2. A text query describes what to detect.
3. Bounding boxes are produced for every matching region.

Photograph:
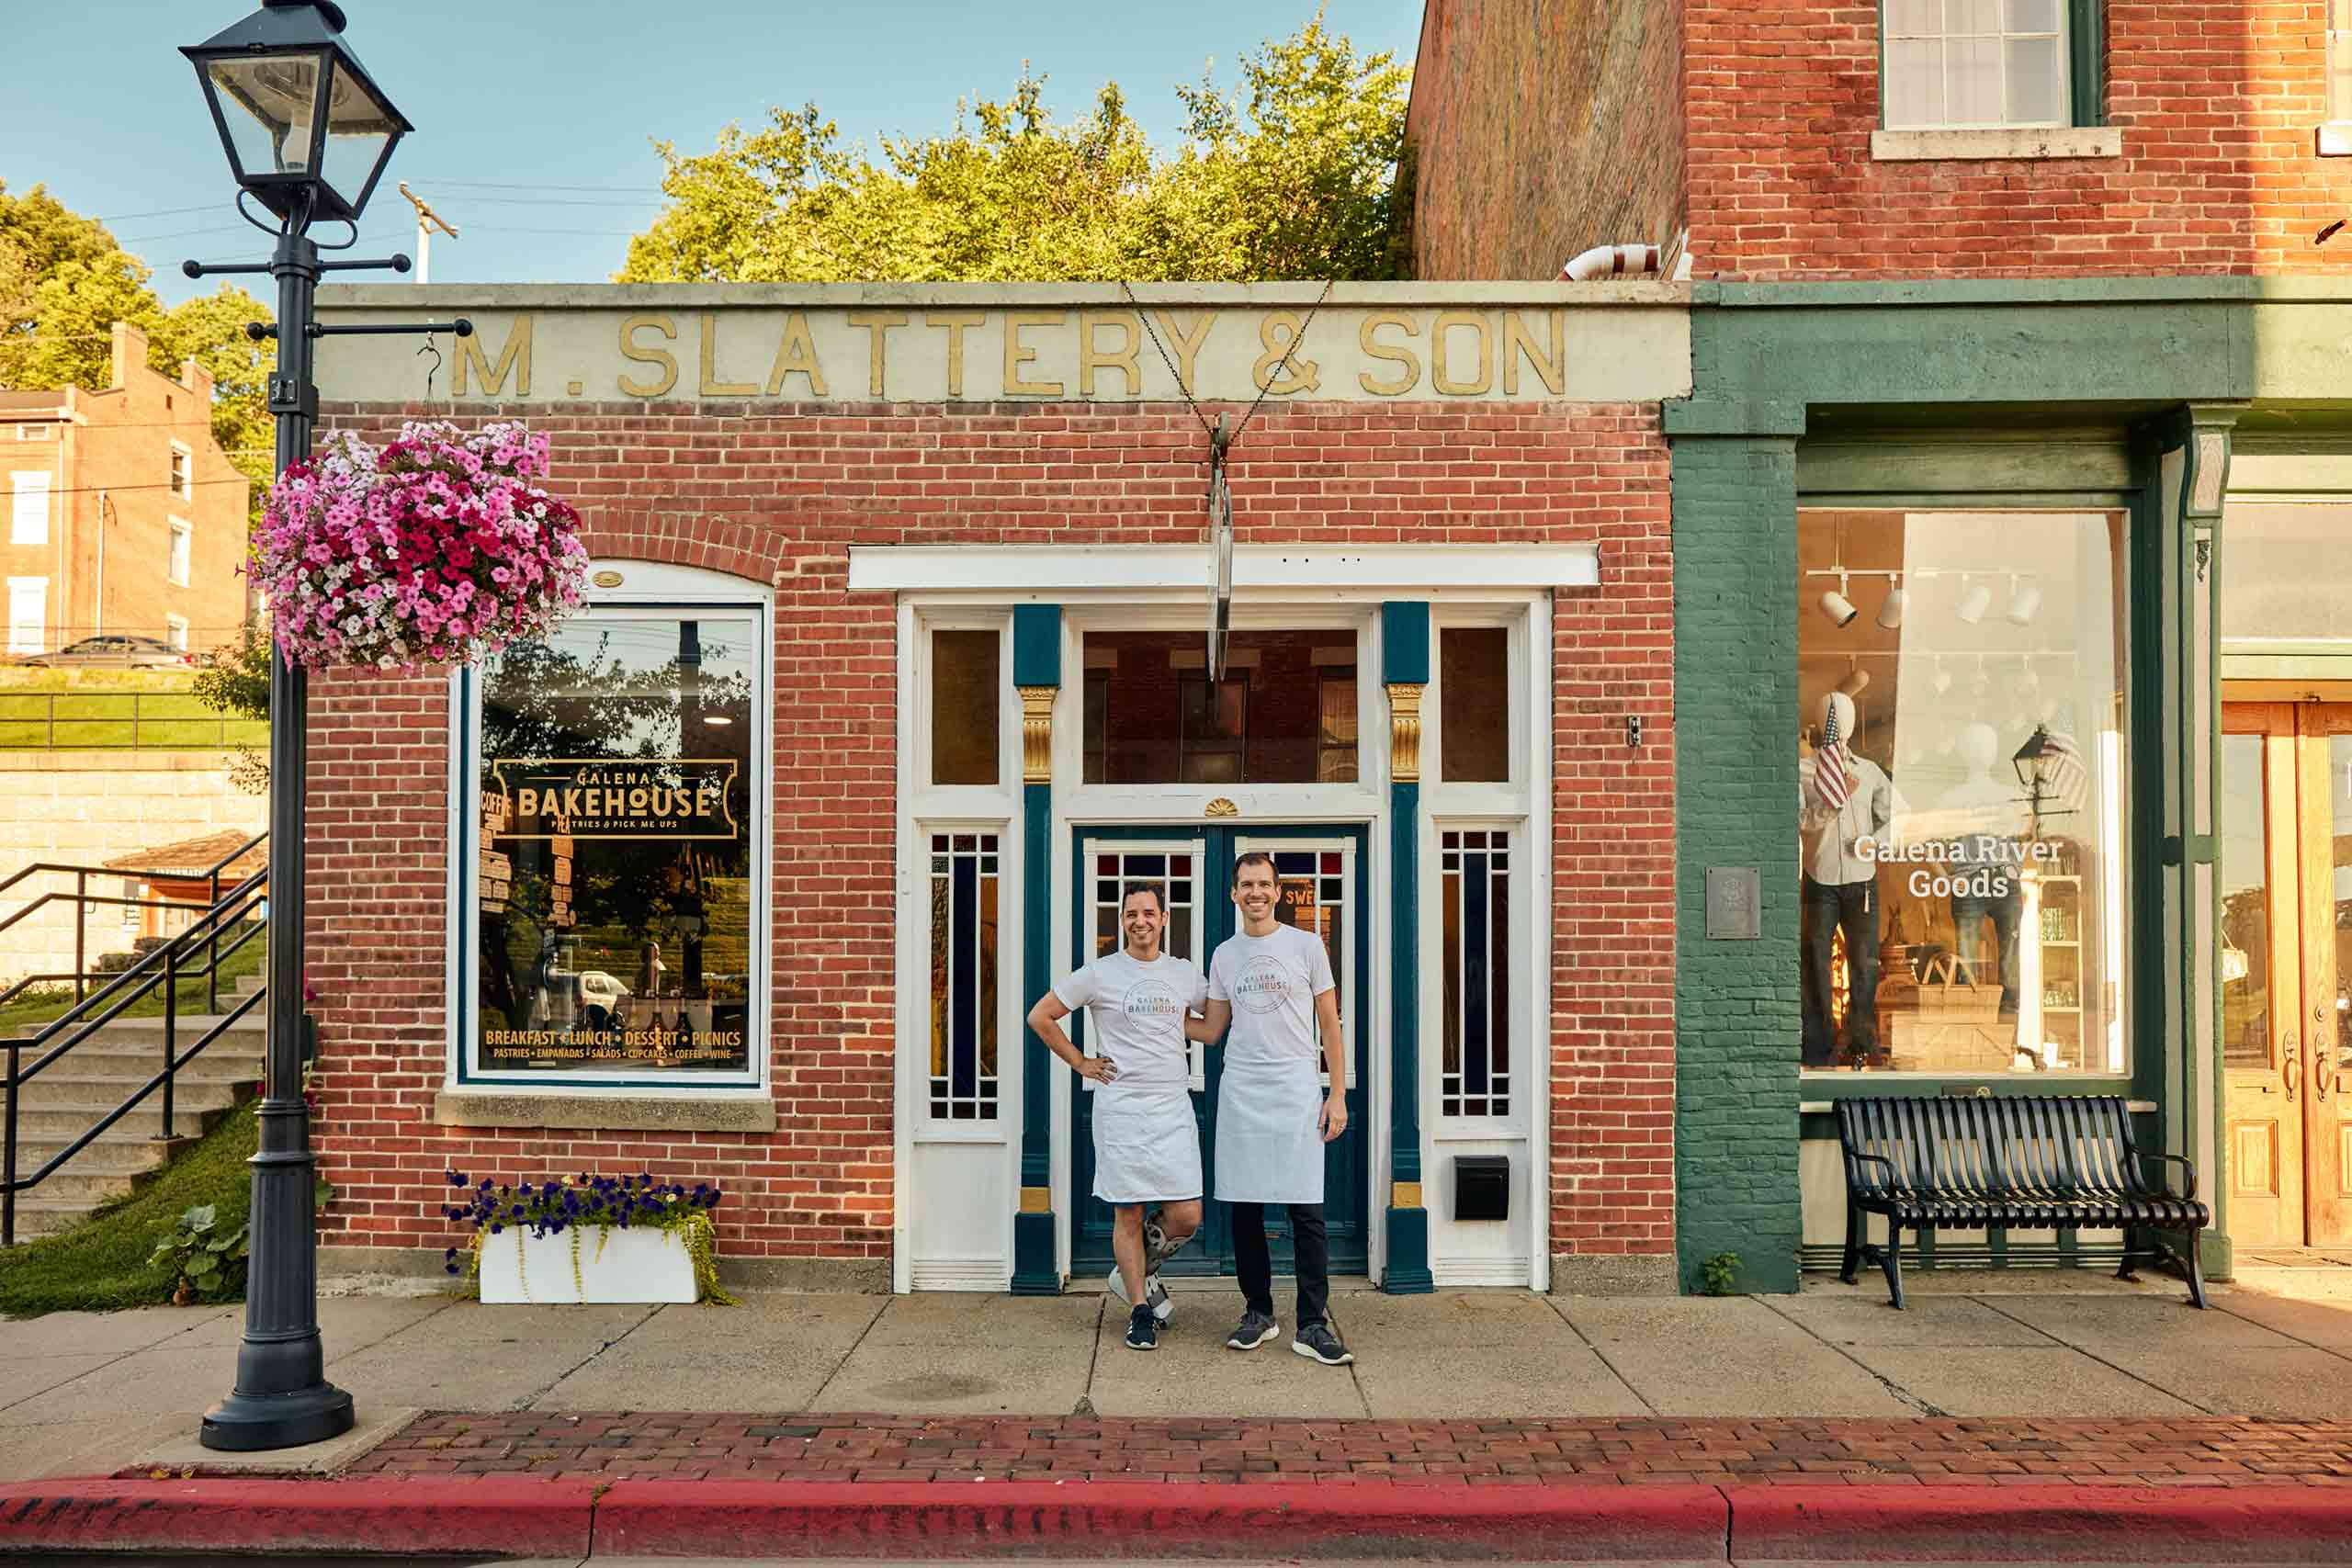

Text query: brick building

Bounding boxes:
[1411,1,2352,1290]
[300,285,1690,1293]
[0,322,251,658]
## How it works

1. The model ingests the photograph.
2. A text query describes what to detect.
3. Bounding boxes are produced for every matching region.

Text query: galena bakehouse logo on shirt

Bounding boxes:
[1119,977,1187,1019]
[1233,954,1294,1014]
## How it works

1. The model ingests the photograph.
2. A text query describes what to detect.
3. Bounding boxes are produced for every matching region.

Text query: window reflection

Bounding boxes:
[1797,509,2129,1077]
[1081,630,1359,784]
[474,615,757,1079]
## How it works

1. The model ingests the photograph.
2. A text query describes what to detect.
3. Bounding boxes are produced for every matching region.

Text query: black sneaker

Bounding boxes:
[1292,1320,1353,1366]
[1225,1308,1279,1350]
[1125,1303,1159,1351]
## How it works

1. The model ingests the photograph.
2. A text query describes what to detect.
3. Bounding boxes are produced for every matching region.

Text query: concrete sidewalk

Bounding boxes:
[0,1268,2349,1484]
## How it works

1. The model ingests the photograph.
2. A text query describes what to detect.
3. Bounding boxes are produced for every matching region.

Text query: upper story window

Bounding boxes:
[10,473,50,547]
[1883,0,2069,130]
[167,518,192,587]
[14,425,47,442]
[169,444,192,501]
[2333,1,2352,121]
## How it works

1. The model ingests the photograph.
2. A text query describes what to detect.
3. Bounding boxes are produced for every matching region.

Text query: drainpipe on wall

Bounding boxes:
[93,491,106,637]
[1558,243,1661,281]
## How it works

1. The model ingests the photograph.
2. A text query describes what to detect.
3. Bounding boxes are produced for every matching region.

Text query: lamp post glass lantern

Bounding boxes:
[182,0,447,1453]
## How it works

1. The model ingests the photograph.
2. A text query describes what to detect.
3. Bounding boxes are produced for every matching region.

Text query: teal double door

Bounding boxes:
[1069,824,1369,1282]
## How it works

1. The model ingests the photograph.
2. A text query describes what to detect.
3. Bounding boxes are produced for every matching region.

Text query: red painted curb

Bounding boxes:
[1727,1483,2352,1563]
[590,1479,1732,1561]
[0,1477,596,1558]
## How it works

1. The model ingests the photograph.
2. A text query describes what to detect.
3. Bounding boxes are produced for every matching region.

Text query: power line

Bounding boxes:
[94,203,223,223]
[403,176,664,195]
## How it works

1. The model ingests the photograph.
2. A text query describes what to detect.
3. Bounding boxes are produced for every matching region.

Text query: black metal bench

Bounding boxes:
[1835,1094,2209,1310]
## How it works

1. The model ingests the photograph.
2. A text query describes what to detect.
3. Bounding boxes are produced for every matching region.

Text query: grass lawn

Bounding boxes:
[0,929,266,1040]
[0,687,264,750]
[0,1099,256,1315]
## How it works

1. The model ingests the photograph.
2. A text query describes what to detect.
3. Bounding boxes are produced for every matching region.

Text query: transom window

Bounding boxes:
[1883,0,2069,130]
[1081,629,1360,784]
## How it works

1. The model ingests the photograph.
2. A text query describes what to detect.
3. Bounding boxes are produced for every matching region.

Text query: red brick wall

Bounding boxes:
[1687,1,2352,279]
[1406,0,1688,280]
[305,397,1676,1272]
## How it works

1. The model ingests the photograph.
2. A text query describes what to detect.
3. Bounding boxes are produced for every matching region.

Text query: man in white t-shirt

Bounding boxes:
[1026,882,1205,1352]
[1192,852,1352,1367]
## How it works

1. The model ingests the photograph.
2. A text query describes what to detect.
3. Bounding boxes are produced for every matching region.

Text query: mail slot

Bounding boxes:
[1453,1155,1510,1222]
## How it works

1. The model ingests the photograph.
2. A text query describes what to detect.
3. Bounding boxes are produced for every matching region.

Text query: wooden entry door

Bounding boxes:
[2221,703,2352,1247]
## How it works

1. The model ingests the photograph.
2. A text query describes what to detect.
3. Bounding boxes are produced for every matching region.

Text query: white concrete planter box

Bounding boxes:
[477,1224,697,1304]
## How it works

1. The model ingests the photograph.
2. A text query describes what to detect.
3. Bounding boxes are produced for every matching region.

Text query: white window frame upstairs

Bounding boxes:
[6,579,46,656]
[10,473,50,547]
[2325,1,2352,154]
[169,442,194,502]
[167,517,192,587]
[1883,0,2073,131]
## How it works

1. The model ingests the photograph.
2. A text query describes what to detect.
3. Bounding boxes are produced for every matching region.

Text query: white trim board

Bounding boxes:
[848,545,1601,595]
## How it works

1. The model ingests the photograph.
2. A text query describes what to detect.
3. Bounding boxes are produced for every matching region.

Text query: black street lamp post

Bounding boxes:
[180,0,468,1452]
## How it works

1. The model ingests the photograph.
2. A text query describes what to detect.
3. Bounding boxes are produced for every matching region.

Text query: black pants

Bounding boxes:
[1801,875,1881,1068]
[1951,886,2023,1016]
[1231,1201,1329,1329]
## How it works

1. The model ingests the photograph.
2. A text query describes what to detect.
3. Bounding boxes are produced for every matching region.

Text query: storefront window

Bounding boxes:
[1796,509,2130,1077]
[1081,629,1359,784]
[468,608,762,1085]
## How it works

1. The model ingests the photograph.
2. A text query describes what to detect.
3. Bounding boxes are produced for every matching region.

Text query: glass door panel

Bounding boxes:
[2220,706,2303,1247]
[2302,705,2352,1246]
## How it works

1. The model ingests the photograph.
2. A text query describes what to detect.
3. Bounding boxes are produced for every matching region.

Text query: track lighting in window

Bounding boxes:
[1819,570,1859,627]
[1835,656,1871,698]
[701,714,735,727]
[2006,577,2041,626]
[1877,573,1906,630]
[1956,575,1992,625]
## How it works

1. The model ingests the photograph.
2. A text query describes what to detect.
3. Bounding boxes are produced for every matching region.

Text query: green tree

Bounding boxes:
[617,16,1409,285]
[0,181,274,491]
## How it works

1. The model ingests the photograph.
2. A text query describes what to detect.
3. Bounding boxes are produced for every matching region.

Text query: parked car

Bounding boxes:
[21,635,196,669]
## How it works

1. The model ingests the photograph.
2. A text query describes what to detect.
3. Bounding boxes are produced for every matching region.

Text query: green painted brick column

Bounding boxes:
[1666,420,1804,1293]
[1011,603,1061,1294]
[1381,600,1432,1293]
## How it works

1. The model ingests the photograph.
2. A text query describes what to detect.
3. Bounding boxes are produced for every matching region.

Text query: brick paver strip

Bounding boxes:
[315,1415,2352,1487]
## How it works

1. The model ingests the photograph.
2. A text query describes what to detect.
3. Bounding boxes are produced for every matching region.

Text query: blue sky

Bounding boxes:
[4,1,1426,306]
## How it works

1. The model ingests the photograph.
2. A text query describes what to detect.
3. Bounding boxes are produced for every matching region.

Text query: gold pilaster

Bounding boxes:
[1387,682,1424,783]
[1018,685,1056,783]
[1018,1186,1051,1214]
[1391,1181,1423,1208]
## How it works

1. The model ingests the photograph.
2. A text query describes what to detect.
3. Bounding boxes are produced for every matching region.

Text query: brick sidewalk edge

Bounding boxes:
[3,1476,2351,1562]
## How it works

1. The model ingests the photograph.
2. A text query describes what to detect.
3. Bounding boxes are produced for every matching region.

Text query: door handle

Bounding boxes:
[2284,1043,2301,1103]
[2316,1006,2335,1101]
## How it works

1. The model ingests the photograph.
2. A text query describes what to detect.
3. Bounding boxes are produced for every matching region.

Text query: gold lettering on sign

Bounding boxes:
[617,314,679,399]
[1501,310,1566,397]
[847,310,908,398]
[925,311,987,398]
[763,312,830,397]
[1151,310,1215,395]
[1253,311,1321,395]
[1003,311,1067,397]
[698,313,757,397]
[456,314,533,398]
[1358,311,1420,396]
[1431,312,1492,396]
[1079,311,1141,396]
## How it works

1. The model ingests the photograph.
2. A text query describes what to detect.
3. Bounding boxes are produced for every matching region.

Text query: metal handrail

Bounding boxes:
[0,832,265,1007]
[2,866,270,1247]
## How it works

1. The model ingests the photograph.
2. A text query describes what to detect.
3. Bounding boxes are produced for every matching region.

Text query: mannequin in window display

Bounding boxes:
[1936,720,2025,1020]
[1801,692,1894,1068]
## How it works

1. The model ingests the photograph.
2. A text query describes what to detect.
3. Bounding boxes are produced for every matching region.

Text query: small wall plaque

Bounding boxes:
[1705,866,1761,941]
[592,570,625,589]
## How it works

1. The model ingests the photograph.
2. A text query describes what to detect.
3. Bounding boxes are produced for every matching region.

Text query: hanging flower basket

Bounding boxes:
[255,420,589,672]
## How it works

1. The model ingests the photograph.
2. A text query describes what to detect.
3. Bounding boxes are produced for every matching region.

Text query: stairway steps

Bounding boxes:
[8,1102,232,1142]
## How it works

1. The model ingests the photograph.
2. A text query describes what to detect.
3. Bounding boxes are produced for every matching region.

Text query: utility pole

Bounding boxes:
[399,182,460,285]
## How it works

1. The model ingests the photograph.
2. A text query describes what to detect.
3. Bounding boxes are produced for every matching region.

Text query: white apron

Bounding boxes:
[1091,1084,1202,1204]
[1213,1056,1324,1205]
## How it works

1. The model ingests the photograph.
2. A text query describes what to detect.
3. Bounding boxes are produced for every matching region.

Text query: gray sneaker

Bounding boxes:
[1225,1308,1280,1350]
[1107,1265,1174,1324]
[1292,1319,1353,1366]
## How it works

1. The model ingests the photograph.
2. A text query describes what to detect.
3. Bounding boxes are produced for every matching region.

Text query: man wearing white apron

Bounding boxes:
[1026,883,1204,1352]
[1194,852,1353,1367]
